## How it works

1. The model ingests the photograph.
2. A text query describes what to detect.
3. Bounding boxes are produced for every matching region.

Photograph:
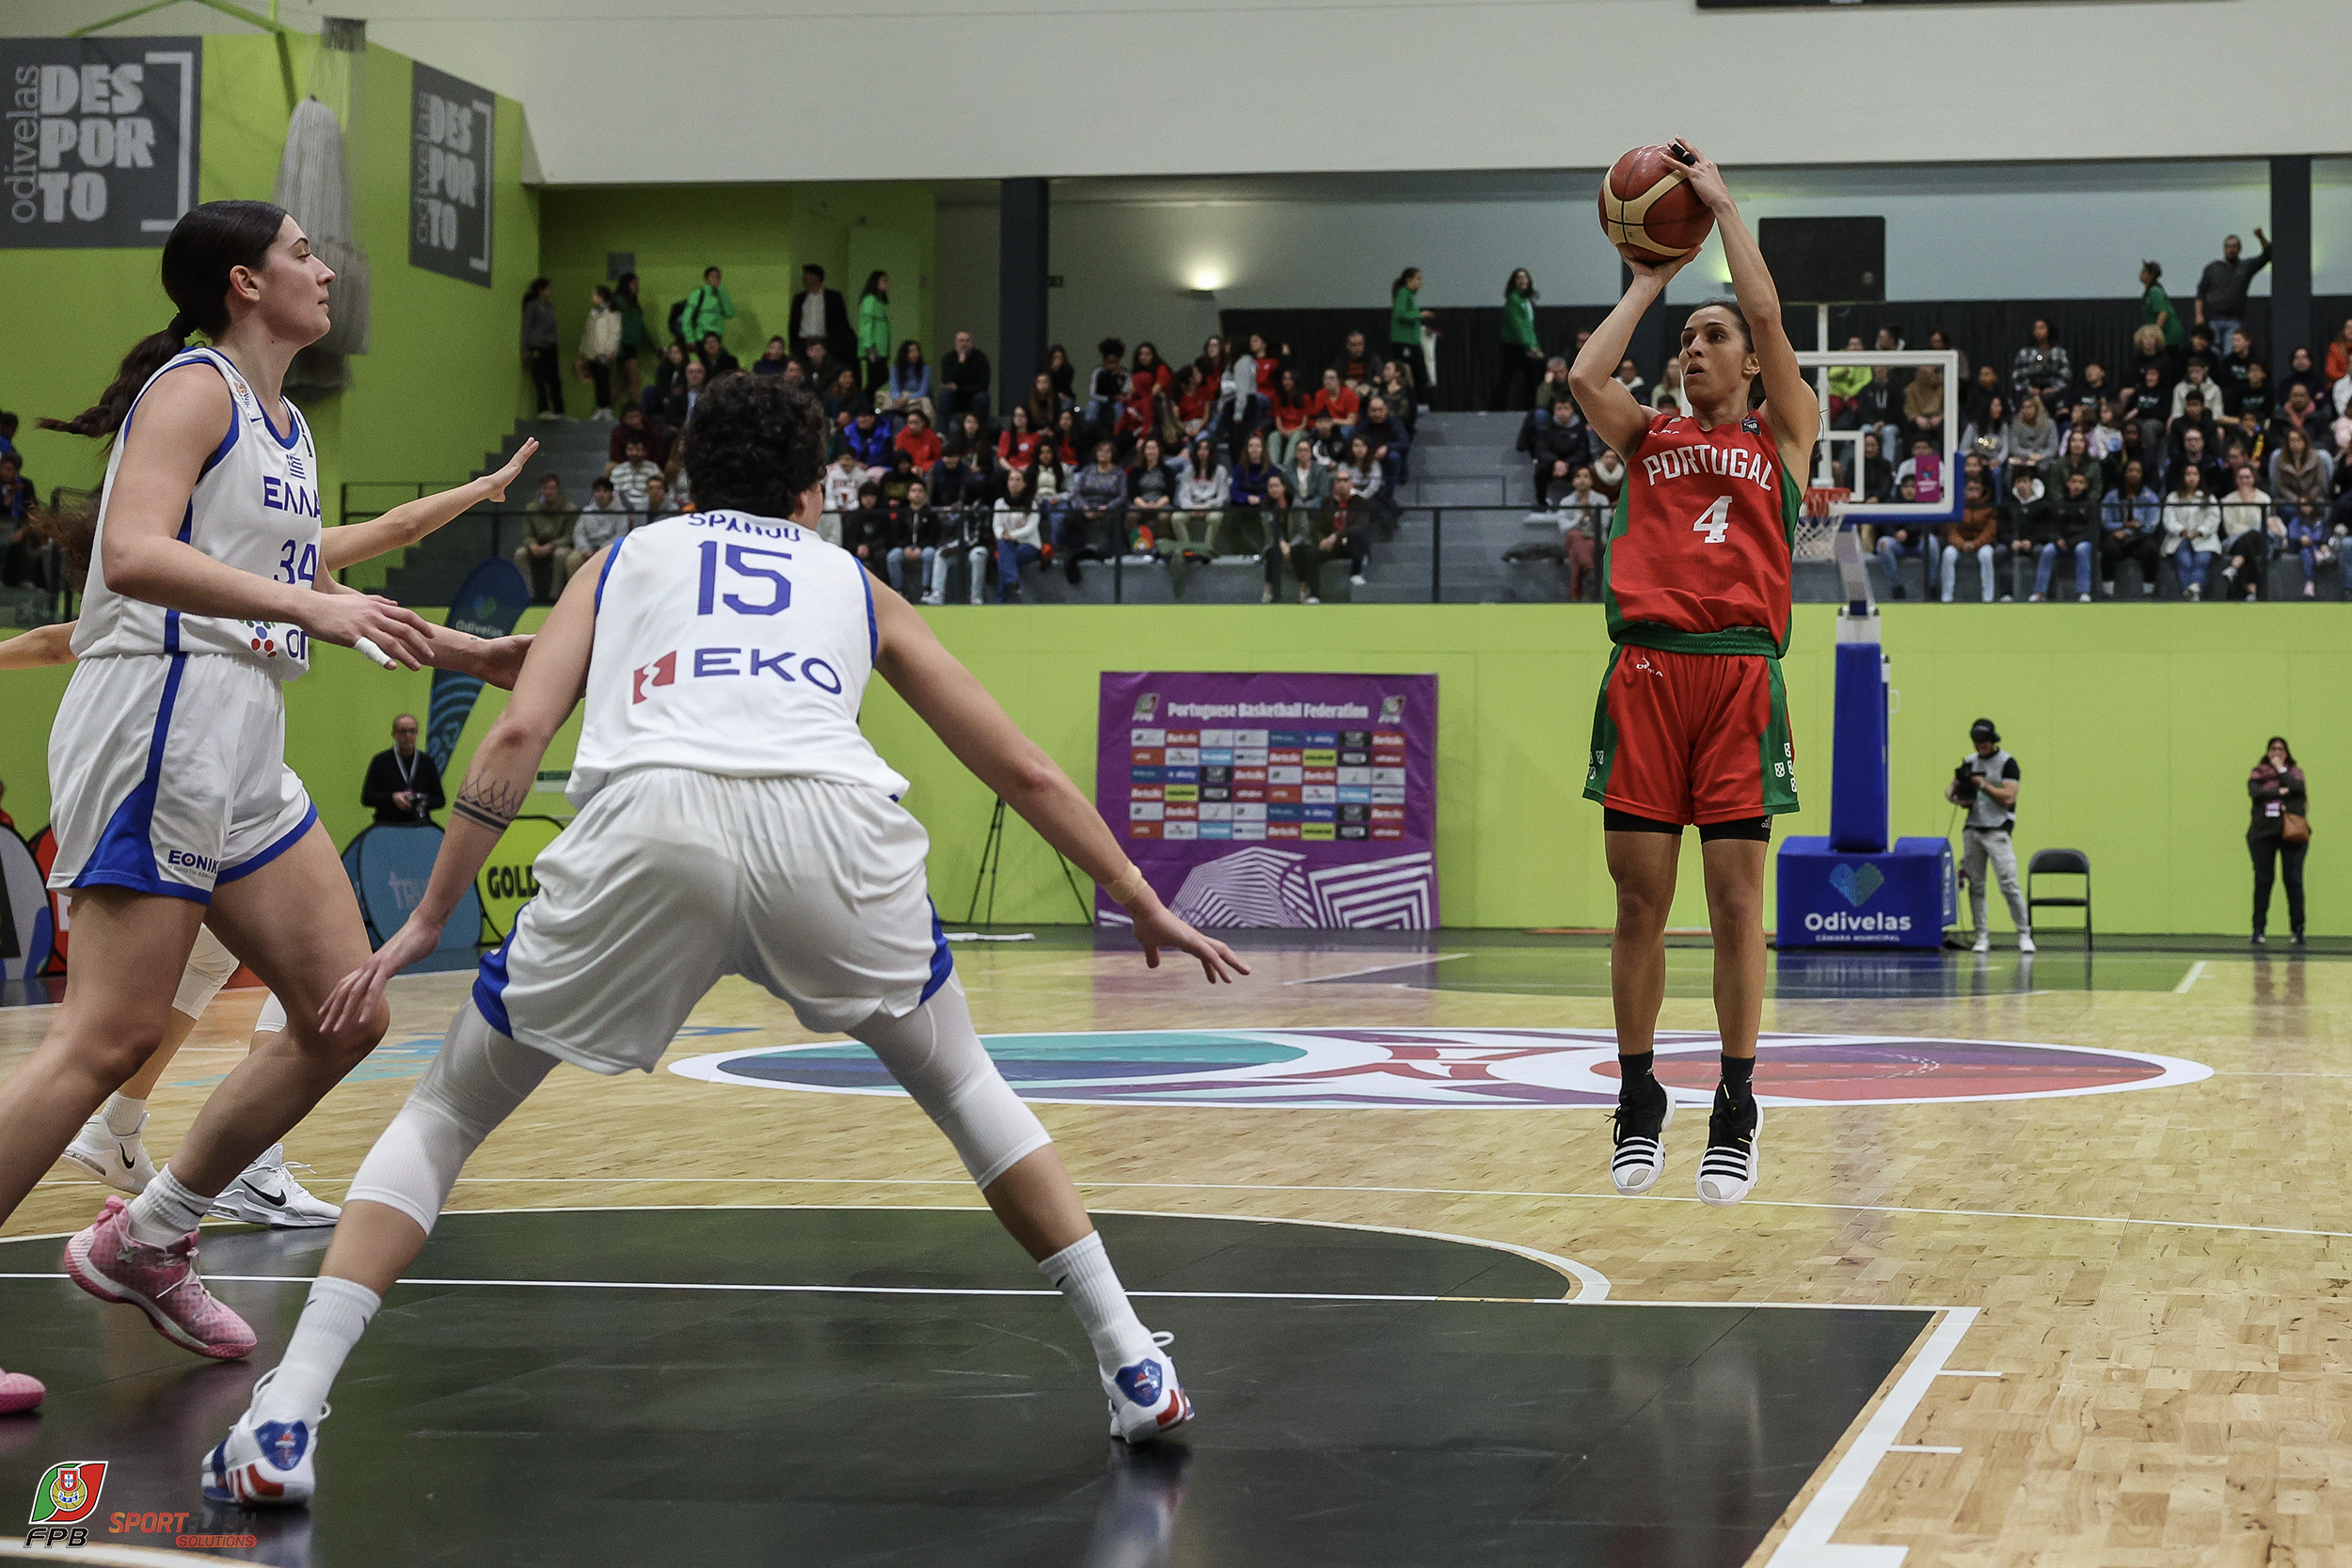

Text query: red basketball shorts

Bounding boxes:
[1581,645,1798,825]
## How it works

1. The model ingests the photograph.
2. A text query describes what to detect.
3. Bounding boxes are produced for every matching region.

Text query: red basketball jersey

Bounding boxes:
[1601,409,1800,657]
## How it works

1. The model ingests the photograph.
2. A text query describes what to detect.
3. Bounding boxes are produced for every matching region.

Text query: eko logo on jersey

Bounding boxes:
[630,646,843,704]
[671,1026,2211,1109]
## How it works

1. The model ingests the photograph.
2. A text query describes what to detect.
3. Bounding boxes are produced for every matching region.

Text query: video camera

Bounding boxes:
[1951,762,1980,804]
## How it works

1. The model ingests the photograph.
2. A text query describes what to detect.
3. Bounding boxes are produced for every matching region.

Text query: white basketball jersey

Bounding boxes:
[73,347,324,680]
[569,511,909,806]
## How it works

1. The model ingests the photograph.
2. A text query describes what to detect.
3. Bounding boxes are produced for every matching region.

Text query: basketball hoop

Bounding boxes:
[1796,486,1850,561]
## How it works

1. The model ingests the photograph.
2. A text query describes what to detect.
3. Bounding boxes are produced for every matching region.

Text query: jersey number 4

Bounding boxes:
[1691,496,1733,546]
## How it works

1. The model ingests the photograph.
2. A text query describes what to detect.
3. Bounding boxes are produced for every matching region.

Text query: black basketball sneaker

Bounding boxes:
[1610,1076,1675,1196]
[1695,1085,1762,1207]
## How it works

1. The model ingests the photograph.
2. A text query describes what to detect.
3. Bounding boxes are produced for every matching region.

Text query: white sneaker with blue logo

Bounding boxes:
[201,1376,324,1509]
[1104,1331,1194,1445]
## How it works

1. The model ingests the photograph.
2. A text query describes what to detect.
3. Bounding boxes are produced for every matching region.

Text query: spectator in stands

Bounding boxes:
[2011,320,2071,406]
[569,477,628,576]
[613,273,650,411]
[2051,428,2102,505]
[1128,435,1179,549]
[1174,436,1229,559]
[996,404,1043,470]
[2270,428,2332,596]
[893,408,943,470]
[2163,461,2223,599]
[1285,430,1332,514]
[1311,468,1375,594]
[514,474,576,602]
[609,404,669,467]
[1050,408,1084,465]
[1064,439,1128,582]
[991,467,1043,601]
[1895,437,1947,507]
[2274,383,2327,451]
[887,479,940,600]
[819,365,864,428]
[679,265,735,349]
[1389,268,1435,410]
[1875,502,1939,601]
[1310,367,1360,437]
[1533,402,1591,510]
[1022,372,1061,436]
[1042,344,1076,406]
[1114,375,1162,458]
[644,342,688,420]
[1228,432,1278,555]
[857,272,893,395]
[1121,341,1167,398]
[2139,261,2183,355]
[2171,360,2225,423]
[2171,425,2226,497]
[576,284,621,420]
[842,480,889,571]
[605,438,660,515]
[1533,357,1575,431]
[926,447,978,517]
[1902,366,1947,451]
[1961,363,2003,434]
[642,474,679,524]
[753,337,790,377]
[695,331,739,379]
[1166,365,1209,442]
[1029,440,1067,526]
[1998,468,2049,602]
[2100,459,2163,596]
[790,264,852,364]
[2194,230,2270,353]
[2236,360,2273,425]
[1378,359,1420,439]
[1261,470,1314,604]
[361,714,444,827]
[1339,435,1385,509]
[940,330,993,427]
[1855,432,1893,503]
[0,452,33,521]
[1332,332,1383,402]
[820,448,866,536]
[1559,465,1607,601]
[2125,364,2169,454]
[929,483,992,607]
[2284,344,2326,403]
[1265,370,1311,467]
[661,359,710,428]
[2217,463,2280,601]
[1085,338,1127,430]
[1944,477,2000,603]
[1357,397,1410,493]
[883,341,932,423]
[2035,468,2099,602]
[2216,328,2259,414]
[1494,269,1543,411]
[2007,395,2058,480]
[834,404,888,474]
[521,277,564,421]
[1927,327,1970,385]
[1856,366,1903,458]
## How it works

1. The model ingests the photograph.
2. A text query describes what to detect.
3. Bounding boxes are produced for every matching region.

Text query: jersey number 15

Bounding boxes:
[696,541,793,615]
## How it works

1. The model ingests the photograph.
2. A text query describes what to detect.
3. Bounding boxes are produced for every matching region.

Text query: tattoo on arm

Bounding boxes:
[450,775,527,833]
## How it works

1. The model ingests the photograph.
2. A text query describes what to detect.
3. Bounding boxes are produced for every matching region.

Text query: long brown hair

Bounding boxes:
[40,200,288,443]
[22,506,97,590]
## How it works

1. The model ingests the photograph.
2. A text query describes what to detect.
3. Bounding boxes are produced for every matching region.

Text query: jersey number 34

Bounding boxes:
[1691,497,1732,546]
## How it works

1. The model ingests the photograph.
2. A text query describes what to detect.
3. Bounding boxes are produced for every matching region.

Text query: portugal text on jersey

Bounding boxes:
[1601,410,1800,658]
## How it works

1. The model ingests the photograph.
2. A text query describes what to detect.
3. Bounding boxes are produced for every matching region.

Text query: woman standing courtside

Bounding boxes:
[2247,737,2308,946]
[0,201,518,1412]
[1569,139,1819,1210]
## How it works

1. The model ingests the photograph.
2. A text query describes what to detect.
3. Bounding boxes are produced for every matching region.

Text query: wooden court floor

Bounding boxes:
[3,935,2345,1566]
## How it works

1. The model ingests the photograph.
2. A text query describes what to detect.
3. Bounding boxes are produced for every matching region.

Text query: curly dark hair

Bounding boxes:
[679,372,828,518]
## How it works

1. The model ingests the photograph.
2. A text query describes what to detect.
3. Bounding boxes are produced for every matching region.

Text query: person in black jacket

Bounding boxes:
[1532,408,1591,508]
[2032,468,2100,601]
[361,715,445,826]
[788,264,853,364]
[939,330,993,428]
[1997,471,2050,603]
[2247,736,2307,945]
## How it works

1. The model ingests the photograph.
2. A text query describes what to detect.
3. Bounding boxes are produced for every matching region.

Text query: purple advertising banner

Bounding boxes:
[1096,671,1438,928]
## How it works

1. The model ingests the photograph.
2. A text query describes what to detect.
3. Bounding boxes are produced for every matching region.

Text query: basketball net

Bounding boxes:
[1796,486,1850,562]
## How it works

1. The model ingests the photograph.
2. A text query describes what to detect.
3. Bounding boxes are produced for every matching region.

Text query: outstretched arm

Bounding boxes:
[310,572,533,688]
[321,439,538,571]
[1673,137,1820,475]
[870,578,1247,982]
[317,556,600,1032]
[1569,260,1684,461]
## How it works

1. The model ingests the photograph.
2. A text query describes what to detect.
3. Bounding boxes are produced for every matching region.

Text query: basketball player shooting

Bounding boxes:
[199,372,1247,1508]
[1570,138,1819,1208]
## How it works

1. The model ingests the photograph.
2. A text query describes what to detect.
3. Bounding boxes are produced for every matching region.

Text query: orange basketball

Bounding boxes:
[1597,144,1715,265]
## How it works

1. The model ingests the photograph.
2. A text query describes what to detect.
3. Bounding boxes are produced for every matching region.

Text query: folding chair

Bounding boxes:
[2025,848,2091,950]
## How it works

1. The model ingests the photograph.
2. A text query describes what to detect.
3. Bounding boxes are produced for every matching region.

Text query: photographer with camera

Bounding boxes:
[1946,717,2034,954]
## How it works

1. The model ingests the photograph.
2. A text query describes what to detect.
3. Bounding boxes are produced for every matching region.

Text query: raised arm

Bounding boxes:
[1673,137,1820,475]
[869,579,1245,982]
[1569,265,1678,461]
[318,555,601,1033]
[320,439,537,572]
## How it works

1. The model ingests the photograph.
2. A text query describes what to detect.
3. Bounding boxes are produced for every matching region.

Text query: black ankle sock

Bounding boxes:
[1720,1054,1755,1097]
[1618,1051,1658,1101]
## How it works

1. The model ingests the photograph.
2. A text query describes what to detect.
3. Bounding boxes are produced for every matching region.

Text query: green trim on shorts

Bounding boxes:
[1581,646,1623,807]
[1759,655,1800,816]
[1616,622,1784,658]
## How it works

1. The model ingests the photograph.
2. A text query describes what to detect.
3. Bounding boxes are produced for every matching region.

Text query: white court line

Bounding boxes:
[1281,952,1469,985]
[1761,1305,1980,1568]
[2174,960,2208,993]
[1934,1370,2001,1378]
[1883,1445,1962,1454]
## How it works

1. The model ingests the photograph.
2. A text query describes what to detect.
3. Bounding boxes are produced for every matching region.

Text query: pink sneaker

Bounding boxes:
[61,1196,256,1361]
[0,1367,42,1415]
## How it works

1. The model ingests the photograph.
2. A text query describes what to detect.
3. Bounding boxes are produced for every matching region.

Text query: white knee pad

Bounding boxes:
[343,999,556,1235]
[253,992,288,1035]
[172,927,243,1020]
[850,976,1050,1189]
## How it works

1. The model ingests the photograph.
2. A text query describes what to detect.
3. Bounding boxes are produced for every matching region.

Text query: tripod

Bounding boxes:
[964,796,1095,927]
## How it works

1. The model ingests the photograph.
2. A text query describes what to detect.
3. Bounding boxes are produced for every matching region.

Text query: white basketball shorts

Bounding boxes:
[45,653,316,904]
[471,768,951,1075]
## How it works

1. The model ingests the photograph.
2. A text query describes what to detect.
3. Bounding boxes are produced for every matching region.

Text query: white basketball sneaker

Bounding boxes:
[201,1375,323,1509]
[209,1146,341,1227]
[1610,1081,1675,1196]
[62,1111,156,1196]
[1104,1332,1194,1445]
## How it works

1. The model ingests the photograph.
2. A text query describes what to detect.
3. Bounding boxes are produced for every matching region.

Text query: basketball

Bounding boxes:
[1597,143,1715,264]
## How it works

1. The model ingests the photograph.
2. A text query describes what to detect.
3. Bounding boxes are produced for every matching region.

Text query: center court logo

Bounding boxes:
[670,1027,2212,1110]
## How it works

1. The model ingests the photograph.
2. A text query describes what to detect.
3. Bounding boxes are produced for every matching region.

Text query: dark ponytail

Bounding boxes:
[39,198,288,441]
[22,505,98,591]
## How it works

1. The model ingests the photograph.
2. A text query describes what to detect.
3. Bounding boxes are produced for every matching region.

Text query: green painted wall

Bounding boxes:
[535,182,935,387]
[5,604,2337,936]
[0,34,537,598]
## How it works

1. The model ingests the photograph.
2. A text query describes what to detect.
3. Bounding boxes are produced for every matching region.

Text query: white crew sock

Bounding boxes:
[102,1095,148,1136]
[253,1276,379,1427]
[124,1165,211,1247]
[1039,1232,1156,1371]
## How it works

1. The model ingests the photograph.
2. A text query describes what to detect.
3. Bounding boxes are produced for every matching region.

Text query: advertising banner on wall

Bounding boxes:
[1095,671,1438,929]
[409,60,493,285]
[2,37,199,248]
